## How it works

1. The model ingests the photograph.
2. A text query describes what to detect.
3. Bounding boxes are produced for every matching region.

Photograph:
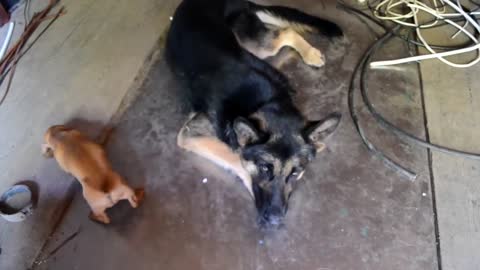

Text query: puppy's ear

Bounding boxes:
[233,117,260,147]
[41,144,54,158]
[303,113,341,152]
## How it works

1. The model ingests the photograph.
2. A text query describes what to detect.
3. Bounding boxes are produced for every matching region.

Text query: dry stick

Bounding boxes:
[32,227,81,267]
[0,41,22,105]
[0,1,64,106]
[46,228,81,258]
[0,9,64,105]
[0,0,58,74]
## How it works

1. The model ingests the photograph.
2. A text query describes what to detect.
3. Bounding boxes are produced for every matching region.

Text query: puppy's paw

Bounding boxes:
[89,212,111,224]
[132,188,145,207]
[303,48,325,68]
[41,144,54,158]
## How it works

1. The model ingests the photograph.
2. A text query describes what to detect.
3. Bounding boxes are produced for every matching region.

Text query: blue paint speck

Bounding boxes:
[361,226,369,237]
[339,208,349,218]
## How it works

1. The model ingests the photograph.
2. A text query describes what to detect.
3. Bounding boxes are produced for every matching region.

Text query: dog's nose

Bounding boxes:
[262,207,284,226]
[266,215,282,226]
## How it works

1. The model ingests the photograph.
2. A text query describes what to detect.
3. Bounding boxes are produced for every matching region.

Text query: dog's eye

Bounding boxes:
[287,168,303,183]
[258,163,273,180]
[291,168,301,176]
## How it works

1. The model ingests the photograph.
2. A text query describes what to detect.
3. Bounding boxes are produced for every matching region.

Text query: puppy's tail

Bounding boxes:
[97,126,114,146]
[248,1,342,37]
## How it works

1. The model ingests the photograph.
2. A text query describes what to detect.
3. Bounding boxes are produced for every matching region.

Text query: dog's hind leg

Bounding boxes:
[232,12,324,67]
[270,28,325,67]
[178,114,253,196]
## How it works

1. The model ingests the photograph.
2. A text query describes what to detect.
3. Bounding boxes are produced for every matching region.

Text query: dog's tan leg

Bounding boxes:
[177,120,253,197]
[238,28,324,68]
[180,136,253,197]
[271,28,324,67]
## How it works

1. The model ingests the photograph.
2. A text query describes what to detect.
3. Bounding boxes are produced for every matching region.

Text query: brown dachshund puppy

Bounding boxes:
[42,125,144,224]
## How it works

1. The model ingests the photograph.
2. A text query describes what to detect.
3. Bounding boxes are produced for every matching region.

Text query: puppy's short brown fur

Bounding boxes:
[42,125,144,224]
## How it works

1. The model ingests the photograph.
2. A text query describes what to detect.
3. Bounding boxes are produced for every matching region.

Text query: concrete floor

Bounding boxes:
[0,0,178,269]
[0,0,479,269]
[419,15,480,269]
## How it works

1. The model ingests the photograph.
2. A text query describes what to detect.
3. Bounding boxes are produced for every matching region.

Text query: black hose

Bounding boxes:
[360,33,480,161]
[348,26,417,180]
[344,4,480,178]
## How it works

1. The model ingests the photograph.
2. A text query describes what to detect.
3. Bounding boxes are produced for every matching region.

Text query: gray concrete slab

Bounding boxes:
[0,0,179,269]
[415,5,480,269]
[421,46,480,270]
[34,1,437,269]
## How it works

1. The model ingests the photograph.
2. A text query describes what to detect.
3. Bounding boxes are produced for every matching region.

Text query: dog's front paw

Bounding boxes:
[303,48,325,68]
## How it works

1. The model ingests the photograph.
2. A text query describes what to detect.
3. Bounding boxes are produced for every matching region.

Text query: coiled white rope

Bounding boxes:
[370,0,480,67]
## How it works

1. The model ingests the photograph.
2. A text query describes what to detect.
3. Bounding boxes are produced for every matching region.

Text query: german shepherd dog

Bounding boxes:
[166,0,342,227]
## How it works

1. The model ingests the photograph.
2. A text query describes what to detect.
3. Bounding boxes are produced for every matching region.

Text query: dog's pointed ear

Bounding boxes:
[234,117,260,147]
[303,113,341,152]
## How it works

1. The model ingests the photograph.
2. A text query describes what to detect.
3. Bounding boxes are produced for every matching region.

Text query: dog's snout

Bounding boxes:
[266,214,282,226]
[261,206,284,226]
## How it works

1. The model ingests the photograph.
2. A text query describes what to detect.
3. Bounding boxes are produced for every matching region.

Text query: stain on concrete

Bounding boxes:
[339,208,349,218]
[361,226,369,238]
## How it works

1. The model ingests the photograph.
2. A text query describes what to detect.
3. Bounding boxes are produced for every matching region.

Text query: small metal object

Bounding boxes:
[0,184,34,222]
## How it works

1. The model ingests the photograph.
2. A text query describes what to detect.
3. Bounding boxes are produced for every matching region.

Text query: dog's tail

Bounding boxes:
[248,2,342,37]
[97,126,114,146]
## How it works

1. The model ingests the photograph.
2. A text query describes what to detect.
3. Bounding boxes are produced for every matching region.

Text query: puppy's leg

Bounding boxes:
[122,188,145,208]
[132,188,145,207]
[83,186,112,224]
[113,185,145,208]
[178,115,253,196]
[89,208,111,224]
[108,173,145,208]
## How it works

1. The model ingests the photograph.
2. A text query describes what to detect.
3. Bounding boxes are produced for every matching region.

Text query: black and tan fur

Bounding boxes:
[166,0,342,227]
